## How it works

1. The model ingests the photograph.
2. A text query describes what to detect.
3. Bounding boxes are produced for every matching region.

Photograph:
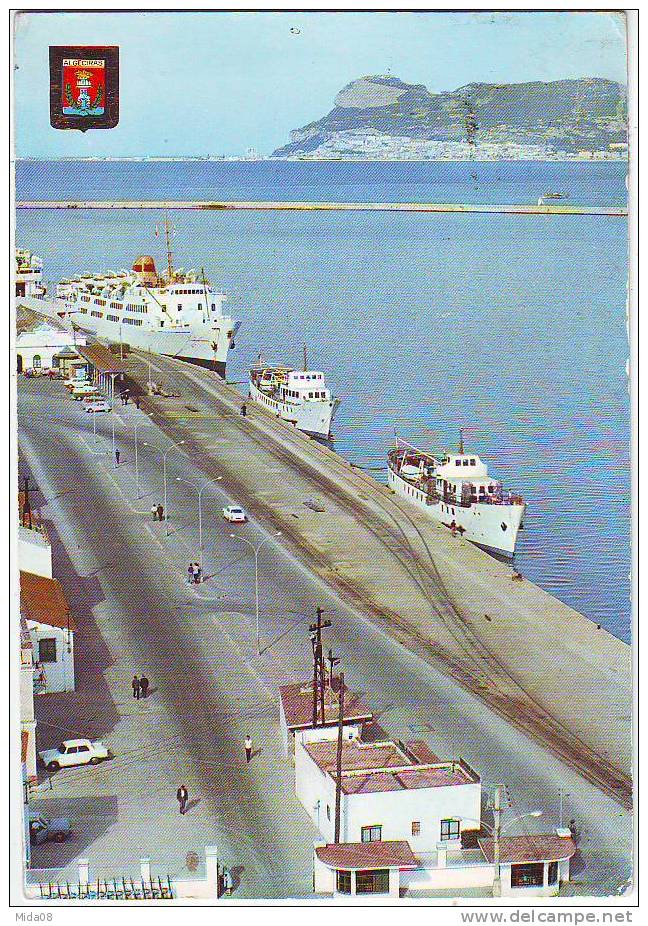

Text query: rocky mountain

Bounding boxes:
[272,75,627,159]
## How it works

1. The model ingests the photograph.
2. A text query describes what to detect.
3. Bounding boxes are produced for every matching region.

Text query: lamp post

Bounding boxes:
[131,419,149,499]
[108,372,119,466]
[461,793,543,897]
[176,478,210,573]
[142,440,186,533]
[229,532,281,656]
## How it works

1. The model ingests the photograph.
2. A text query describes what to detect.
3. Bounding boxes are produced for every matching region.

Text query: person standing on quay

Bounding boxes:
[139,675,150,699]
[177,785,189,815]
[245,735,252,763]
[115,449,121,466]
[131,675,140,700]
[157,504,164,522]
[151,505,158,521]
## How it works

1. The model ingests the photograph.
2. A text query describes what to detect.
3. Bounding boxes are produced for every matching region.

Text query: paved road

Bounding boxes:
[19,377,632,898]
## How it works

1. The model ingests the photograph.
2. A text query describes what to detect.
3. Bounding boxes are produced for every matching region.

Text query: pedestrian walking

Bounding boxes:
[151,505,158,521]
[240,403,247,417]
[157,504,164,522]
[115,449,121,465]
[245,735,252,763]
[176,785,189,815]
[132,675,141,700]
[134,395,140,409]
[139,675,150,698]
[123,390,130,405]
[223,867,233,895]
[194,563,202,584]
[188,564,196,584]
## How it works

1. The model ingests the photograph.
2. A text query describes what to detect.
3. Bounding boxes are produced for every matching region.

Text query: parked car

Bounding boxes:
[222,505,248,523]
[71,383,100,399]
[38,738,111,771]
[84,399,111,413]
[29,812,71,845]
[65,377,90,390]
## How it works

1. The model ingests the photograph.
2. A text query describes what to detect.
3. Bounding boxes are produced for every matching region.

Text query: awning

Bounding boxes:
[478,834,577,865]
[77,343,127,375]
[315,840,419,871]
[20,570,76,631]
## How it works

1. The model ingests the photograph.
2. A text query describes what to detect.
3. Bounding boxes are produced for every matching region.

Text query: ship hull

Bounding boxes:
[387,464,524,557]
[16,295,237,376]
[249,379,338,438]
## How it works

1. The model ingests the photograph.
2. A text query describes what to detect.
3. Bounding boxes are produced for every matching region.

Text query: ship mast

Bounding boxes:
[164,211,174,282]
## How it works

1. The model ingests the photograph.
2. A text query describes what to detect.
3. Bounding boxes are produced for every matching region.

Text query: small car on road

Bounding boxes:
[29,812,72,845]
[39,738,111,772]
[72,383,101,399]
[222,505,248,523]
[84,399,111,413]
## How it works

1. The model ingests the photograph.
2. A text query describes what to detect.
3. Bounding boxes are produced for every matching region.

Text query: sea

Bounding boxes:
[16,159,631,641]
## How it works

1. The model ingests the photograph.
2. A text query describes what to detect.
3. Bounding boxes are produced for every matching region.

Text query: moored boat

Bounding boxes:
[249,354,340,439]
[387,433,525,557]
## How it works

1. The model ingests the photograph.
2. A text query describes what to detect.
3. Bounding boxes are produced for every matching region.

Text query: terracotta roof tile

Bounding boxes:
[316,840,418,871]
[304,739,478,794]
[279,679,373,729]
[478,834,577,864]
[20,570,76,631]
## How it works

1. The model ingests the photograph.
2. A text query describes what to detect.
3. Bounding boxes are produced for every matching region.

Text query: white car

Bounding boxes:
[72,383,100,399]
[222,505,248,523]
[38,738,111,771]
[84,399,111,413]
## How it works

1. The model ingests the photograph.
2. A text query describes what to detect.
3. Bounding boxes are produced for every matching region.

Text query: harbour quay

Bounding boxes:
[16,199,627,217]
[108,346,630,805]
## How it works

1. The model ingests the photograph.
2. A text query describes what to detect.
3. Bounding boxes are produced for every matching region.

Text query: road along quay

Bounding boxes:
[83,346,633,807]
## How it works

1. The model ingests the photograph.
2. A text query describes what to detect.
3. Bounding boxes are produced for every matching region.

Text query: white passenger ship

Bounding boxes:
[15,249,47,300]
[249,358,340,439]
[15,224,240,376]
[387,435,525,557]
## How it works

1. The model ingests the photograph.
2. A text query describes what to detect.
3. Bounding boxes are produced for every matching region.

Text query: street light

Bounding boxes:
[131,418,152,499]
[176,477,211,574]
[461,793,543,897]
[142,439,186,533]
[229,532,281,656]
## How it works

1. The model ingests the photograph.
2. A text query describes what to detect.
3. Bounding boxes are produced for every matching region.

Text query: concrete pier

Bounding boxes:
[16,200,628,216]
[90,345,630,805]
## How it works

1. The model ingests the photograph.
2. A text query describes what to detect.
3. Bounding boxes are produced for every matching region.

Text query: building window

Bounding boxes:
[32,355,42,368]
[511,862,545,888]
[440,819,460,841]
[356,870,389,894]
[411,821,421,837]
[548,861,558,885]
[361,825,382,843]
[38,638,57,663]
[335,871,351,894]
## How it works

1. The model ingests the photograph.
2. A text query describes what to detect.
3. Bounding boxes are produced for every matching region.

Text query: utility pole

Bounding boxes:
[327,649,339,692]
[334,670,345,843]
[309,607,331,726]
[22,474,32,529]
[492,785,503,897]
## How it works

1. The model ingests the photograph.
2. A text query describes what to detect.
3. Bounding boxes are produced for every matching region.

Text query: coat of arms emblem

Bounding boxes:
[49,46,119,131]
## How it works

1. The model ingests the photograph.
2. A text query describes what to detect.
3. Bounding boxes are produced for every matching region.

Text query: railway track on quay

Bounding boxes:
[113,348,631,808]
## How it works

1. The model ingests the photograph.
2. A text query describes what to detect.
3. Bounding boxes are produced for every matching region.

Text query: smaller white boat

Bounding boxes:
[249,351,340,439]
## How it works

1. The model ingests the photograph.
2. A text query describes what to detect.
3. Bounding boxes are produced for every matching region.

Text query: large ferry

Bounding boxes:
[15,249,47,300]
[14,223,240,376]
[387,435,525,557]
[249,357,340,439]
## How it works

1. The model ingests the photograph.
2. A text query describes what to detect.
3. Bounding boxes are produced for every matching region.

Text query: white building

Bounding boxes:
[16,323,86,374]
[314,830,577,898]
[20,571,76,694]
[279,678,373,756]
[295,737,482,851]
[20,616,37,780]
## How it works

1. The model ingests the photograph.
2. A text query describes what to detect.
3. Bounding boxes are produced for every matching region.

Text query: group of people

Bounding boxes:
[151,504,165,521]
[188,562,203,584]
[131,674,150,700]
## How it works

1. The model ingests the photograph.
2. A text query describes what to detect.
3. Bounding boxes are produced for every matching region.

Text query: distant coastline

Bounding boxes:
[16,155,628,163]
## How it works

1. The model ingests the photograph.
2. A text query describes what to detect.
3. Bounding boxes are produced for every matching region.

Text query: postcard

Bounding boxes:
[11,7,634,913]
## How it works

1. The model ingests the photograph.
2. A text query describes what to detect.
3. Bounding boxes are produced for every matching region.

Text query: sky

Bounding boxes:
[13,10,627,159]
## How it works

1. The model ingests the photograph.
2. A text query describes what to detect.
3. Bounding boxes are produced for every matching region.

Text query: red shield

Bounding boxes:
[61,58,105,115]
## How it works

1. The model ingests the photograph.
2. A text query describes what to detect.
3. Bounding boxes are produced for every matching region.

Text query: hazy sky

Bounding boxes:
[14,10,627,158]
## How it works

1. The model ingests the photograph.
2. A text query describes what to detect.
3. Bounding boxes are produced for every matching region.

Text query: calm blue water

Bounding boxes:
[16,160,631,640]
